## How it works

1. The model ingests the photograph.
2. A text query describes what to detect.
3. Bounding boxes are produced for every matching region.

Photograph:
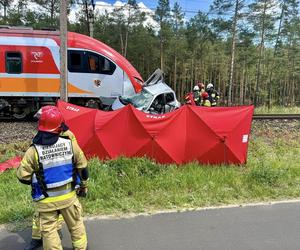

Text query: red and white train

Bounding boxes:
[0,27,143,119]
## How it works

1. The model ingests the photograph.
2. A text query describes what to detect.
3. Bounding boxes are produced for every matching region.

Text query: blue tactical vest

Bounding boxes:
[31,137,80,201]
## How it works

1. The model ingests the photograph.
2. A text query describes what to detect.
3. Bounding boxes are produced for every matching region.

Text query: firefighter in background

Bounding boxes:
[184,92,196,105]
[206,83,220,107]
[184,92,193,105]
[196,82,206,105]
[197,82,206,95]
[184,85,201,106]
[192,85,202,106]
[17,106,88,250]
[24,106,82,250]
[201,92,211,107]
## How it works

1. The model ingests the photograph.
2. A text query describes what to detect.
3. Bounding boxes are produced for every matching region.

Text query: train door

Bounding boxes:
[68,49,124,105]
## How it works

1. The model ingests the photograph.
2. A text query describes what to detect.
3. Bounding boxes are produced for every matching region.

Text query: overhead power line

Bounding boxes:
[74,2,235,16]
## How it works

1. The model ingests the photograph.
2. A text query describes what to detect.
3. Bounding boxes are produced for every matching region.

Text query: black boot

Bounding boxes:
[24,239,43,250]
[58,229,63,240]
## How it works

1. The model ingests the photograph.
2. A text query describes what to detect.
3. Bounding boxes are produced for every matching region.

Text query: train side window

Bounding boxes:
[88,54,99,73]
[68,50,86,72]
[99,56,116,75]
[6,52,22,74]
[86,52,116,75]
[69,50,116,74]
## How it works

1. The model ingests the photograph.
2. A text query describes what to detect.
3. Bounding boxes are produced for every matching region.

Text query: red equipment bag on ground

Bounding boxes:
[0,156,22,173]
[57,101,254,165]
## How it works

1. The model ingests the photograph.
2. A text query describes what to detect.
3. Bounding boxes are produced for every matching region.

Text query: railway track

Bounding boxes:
[0,114,299,144]
[253,114,300,120]
[1,113,300,122]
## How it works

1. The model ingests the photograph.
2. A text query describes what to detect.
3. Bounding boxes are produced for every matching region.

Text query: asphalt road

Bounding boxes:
[1,201,300,250]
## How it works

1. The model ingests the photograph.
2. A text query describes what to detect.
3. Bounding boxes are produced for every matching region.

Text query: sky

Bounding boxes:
[95,0,212,18]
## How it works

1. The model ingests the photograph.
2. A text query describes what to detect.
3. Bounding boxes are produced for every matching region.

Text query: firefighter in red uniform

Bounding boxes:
[184,92,196,105]
[201,92,211,107]
[17,106,88,250]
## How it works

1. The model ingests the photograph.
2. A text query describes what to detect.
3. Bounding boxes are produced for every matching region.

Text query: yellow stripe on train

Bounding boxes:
[0,78,92,94]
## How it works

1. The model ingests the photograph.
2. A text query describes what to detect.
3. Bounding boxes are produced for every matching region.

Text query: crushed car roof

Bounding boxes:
[144,82,174,96]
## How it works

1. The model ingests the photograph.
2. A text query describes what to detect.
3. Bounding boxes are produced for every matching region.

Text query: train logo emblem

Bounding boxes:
[31,51,44,63]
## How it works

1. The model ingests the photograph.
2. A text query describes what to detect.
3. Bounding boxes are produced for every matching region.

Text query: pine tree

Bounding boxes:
[170,2,185,96]
[155,0,171,71]
[110,0,144,57]
[210,0,246,105]
[0,0,13,23]
[248,0,277,106]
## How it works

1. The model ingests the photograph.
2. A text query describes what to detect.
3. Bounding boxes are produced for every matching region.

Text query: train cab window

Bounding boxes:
[87,52,116,75]
[6,52,22,74]
[68,51,85,72]
[99,56,116,75]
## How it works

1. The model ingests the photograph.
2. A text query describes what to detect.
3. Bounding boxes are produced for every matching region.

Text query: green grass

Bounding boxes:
[0,141,30,163]
[0,132,300,225]
[254,106,300,114]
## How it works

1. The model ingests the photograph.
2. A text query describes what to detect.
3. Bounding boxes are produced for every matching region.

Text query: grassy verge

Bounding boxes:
[0,127,300,226]
[0,141,30,163]
[254,106,300,114]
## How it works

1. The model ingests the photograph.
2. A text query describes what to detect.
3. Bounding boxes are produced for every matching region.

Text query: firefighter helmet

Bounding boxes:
[207,83,214,89]
[34,105,58,120]
[201,92,209,99]
[38,106,64,133]
[193,85,200,91]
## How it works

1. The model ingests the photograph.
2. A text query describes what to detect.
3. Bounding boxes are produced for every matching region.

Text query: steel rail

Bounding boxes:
[1,113,300,121]
[253,114,300,120]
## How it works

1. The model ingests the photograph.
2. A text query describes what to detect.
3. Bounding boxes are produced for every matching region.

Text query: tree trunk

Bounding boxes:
[124,8,131,58]
[240,60,246,105]
[291,55,295,105]
[174,54,177,95]
[120,32,124,55]
[51,0,55,20]
[4,4,7,23]
[267,0,285,109]
[254,0,267,107]
[191,57,194,90]
[84,1,90,36]
[228,0,239,106]
[244,70,248,105]
[160,19,164,71]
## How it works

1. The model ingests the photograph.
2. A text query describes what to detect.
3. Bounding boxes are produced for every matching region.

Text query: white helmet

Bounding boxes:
[193,85,200,91]
[207,83,214,89]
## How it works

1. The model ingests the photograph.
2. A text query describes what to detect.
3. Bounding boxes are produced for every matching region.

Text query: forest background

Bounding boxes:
[0,0,299,107]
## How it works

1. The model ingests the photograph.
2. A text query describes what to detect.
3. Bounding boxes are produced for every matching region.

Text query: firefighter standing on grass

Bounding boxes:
[17,106,89,250]
[24,106,66,250]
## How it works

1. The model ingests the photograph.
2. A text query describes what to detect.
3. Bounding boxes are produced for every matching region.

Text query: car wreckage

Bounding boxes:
[111,69,181,114]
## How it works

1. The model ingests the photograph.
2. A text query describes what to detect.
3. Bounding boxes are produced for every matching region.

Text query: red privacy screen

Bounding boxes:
[57,101,254,165]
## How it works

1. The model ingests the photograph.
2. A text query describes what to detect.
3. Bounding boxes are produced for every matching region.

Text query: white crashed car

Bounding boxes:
[111,69,181,114]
